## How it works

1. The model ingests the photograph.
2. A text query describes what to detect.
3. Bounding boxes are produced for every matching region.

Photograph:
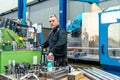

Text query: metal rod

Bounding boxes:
[92,67,120,79]
[77,68,101,80]
[82,68,109,80]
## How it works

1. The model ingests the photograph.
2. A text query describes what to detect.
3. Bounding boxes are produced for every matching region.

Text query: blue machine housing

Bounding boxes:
[99,9,120,76]
[67,14,82,37]
[72,0,99,3]
[67,14,82,32]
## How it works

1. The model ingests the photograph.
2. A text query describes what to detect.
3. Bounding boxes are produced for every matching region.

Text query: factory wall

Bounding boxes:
[0,0,35,14]
[29,0,59,28]
[3,0,120,28]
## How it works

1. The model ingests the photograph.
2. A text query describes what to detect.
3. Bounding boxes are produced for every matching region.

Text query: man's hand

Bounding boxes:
[48,52,54,60]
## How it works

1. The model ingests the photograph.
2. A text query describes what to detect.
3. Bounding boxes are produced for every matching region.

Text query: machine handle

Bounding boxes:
[102,44,104,54]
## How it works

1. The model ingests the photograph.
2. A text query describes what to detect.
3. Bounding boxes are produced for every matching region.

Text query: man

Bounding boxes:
[43,14,67,67]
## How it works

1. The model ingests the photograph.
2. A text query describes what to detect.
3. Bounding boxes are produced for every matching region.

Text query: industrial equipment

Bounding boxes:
[67,10,99,62]
[67,14,82,37]
[67,0,101,60]
[67,5,120,76]
[99,8,120,76]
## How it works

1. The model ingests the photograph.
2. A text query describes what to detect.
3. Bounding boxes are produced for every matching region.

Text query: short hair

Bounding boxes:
[48,14,58,19]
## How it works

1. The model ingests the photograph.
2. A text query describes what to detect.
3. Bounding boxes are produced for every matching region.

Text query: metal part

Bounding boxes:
[77,68,100,80]
[92,67,120,79]
[0,74,17,80]
[47,68,68,80]
[4,64,11,75]
[77,67,120,79]
[41,52,48,66]
[20,72,39,80]
[14,62,31,80]
[82,68,111,80]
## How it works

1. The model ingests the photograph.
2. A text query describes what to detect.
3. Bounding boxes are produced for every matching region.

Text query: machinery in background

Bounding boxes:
[99,8,120,76]
[67,11,99,62]
[67,0,102,61]
[0,16,44,51]
[67,14,82,37]
[67,4,120,76]
[67,0,100,37]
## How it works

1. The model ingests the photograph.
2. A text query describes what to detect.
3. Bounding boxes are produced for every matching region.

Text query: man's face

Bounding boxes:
[48,16,58,29]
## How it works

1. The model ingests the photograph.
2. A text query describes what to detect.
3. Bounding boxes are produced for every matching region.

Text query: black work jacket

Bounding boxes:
[43,25,67,59]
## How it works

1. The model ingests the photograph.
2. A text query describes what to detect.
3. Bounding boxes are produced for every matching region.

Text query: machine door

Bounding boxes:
[99,10,120,76]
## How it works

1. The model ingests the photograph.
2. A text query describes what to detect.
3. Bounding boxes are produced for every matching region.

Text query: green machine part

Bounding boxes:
[0,28,25,50]
[0,50,41,73]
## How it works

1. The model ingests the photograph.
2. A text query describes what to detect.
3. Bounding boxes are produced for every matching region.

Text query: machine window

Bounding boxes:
[108,23,120,58]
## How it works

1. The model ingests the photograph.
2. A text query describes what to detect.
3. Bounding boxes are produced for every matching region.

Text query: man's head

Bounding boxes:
[48,14,59,29]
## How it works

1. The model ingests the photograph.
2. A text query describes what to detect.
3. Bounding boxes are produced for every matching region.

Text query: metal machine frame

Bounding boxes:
[99,9,120,76]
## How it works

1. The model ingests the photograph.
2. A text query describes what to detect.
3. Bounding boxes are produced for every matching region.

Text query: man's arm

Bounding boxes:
[42,37,49,48]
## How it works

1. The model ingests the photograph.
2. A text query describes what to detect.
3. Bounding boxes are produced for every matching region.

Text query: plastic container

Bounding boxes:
[47,60,53,72]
